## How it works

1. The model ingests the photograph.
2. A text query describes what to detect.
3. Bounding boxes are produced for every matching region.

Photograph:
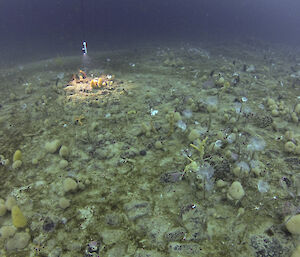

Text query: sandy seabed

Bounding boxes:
[0,39,300,257]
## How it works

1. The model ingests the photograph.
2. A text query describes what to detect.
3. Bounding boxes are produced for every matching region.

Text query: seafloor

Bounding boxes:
[0,39,300,257]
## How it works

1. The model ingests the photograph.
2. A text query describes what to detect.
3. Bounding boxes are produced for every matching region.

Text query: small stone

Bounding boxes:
[286,214,300,235]
[271,109,279,117]
[12,160,22,170]
[168,242,202,255]
[63,178,77,193]
[154,141,163,149]
[173,112,182,122]
[101,229,125,245]
[77,181,85,190]
[43,217,55,232]
[59,145,69,159]
[0,225,16,239]
[25,85,33,94]
[124,200,151,221]
[285,141,296,153]
[139,150,147,156]
[5,196,17,211]
[45,139,61,153]
[59,197,70,209]
[165,227,186,241]
[105,213,122,226]
[292,112,299,123]
[85,240,100,255]
[134,249,165,257]
[216,179,227,188]
[295,104,300,115]
[188,129,199,142]
[0,203,7,216]
[216,77,225,86]
[59,159,68,169]
[267,98,276,106]
[9,93,17,101]
[32,158,39,165]
[227,181,245,200]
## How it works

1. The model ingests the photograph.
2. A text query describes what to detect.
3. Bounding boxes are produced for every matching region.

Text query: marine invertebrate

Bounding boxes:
[79,69,87,79]
[90,79,98,89]
[13,150,22,162]
[190,137,208,164]
[196,162,215,191]
[11,206,27,228]
[74,115,85,126]
[90,75,114,89]
[98,77,104,87]
[32,241,45,256]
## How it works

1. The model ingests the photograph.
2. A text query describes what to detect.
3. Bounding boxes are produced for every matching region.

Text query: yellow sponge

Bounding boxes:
[11,205,27,228]
[90,79,98,89]
[13,150,22,162]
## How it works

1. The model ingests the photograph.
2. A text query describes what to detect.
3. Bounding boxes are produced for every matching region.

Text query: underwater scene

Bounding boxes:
[1,1,300,257]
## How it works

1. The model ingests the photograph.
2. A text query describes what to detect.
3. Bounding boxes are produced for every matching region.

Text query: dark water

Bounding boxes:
[1,0,300,66]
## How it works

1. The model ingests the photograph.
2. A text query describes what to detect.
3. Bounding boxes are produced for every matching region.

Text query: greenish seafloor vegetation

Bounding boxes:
[0,40,300,257]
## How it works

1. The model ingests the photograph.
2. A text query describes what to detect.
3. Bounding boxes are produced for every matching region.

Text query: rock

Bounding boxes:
[106,244,127,256]
[250,235,288,257]
[43,217,55,232]
[134,248,165,257]
[160,172,183,183]
[124,200,151,221]
[136,217,170,249]
[180,205,206,242]
[100,229,125,245]
[165,227,186,242]
[6,232,31,251]
[85,240,100,256]
[252,113,273,128]
[168,242,203,255]
[105,213,123,226]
